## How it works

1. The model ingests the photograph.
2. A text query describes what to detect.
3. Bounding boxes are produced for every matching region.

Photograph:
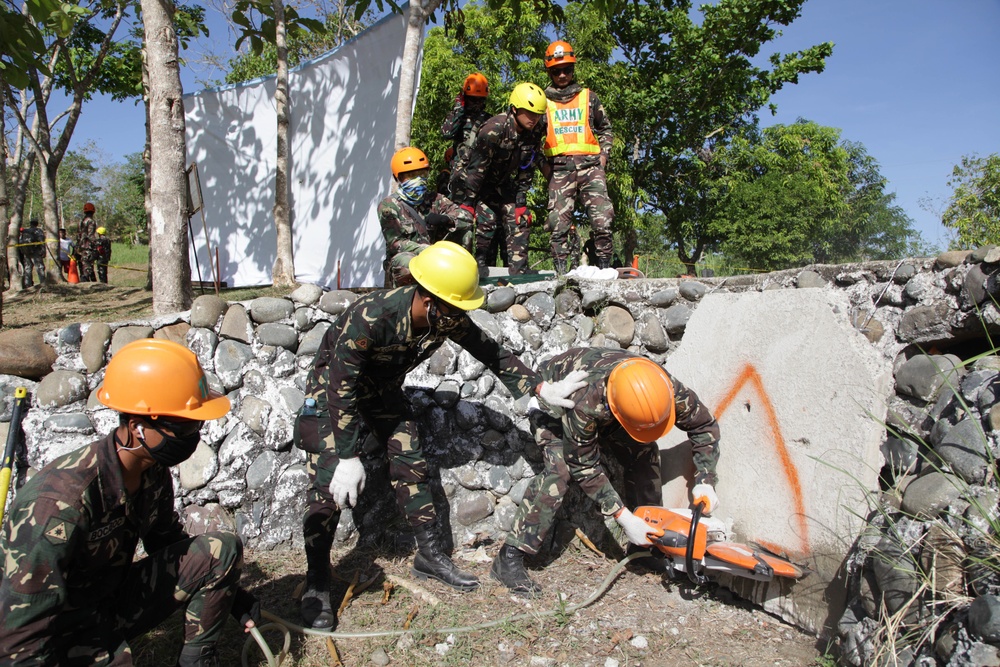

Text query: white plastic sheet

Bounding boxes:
[184,10,410,288]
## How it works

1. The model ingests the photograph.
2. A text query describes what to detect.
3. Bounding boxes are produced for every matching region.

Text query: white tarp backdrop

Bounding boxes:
[184,10,410,289]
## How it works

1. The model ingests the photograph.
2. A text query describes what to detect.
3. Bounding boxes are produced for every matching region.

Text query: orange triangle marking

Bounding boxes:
[714,362,810,555]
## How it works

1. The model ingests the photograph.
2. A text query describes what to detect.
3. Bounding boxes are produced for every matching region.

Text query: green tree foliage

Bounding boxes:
[410,2,549,173]
[607,0,833,267]
[941,153,1000,248]
[0,0,86,89]
[714,121,922,270]
[98,151,146,243]
[225,10,370,85]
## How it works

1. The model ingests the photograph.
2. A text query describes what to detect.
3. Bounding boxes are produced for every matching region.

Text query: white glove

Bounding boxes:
[538,369,589,410]
[329,457,366,508]
[615,508,664,547]
[692,483,719,515]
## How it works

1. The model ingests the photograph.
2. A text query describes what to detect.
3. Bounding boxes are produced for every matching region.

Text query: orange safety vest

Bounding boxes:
[543,89,601,158]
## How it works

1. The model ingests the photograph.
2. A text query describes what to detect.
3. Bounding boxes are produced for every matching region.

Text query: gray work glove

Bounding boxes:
[537,369,589,414]
[329,457,366,508]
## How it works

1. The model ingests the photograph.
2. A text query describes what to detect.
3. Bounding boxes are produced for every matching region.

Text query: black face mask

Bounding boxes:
[137,421,203,467]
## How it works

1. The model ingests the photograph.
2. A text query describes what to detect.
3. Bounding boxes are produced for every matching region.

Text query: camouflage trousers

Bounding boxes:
[506,419,661,556]
[546,164,614,263]
[55,532,243,665]
[20,254,44,288]
[474,197,531,275]
[303,380,435,553]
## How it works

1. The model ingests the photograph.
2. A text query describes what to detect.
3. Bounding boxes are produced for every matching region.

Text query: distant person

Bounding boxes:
[94,227,112,283]
[76,202,98,282]
[57,228,74,277]
[19,219,46,288]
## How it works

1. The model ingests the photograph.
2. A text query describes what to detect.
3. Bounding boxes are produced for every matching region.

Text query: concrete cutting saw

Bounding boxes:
[633,504,806,585]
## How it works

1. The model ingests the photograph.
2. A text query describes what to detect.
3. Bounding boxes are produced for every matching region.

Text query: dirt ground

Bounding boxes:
[3,282,831,667]
[133,544,830,667]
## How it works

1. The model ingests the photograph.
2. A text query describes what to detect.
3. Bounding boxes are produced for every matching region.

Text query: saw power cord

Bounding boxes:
[241,551,646,666]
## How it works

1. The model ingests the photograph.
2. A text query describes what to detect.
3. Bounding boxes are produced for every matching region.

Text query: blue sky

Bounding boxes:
[63,0,999,250]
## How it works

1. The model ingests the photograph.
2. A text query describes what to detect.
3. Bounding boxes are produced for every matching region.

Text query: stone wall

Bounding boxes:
[5,247,1000,662]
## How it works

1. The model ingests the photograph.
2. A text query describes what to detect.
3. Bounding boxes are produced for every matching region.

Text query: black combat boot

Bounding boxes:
[176,644,219,667]
[597,256,612,269]
[300,545,335,629]
[553,258,567,276]
[490,543,542,596]
[412,523,480,591]
[626,543,667,573]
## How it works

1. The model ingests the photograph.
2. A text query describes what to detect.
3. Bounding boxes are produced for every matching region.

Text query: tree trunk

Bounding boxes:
[394,0,441,149]
[142,44,154,291]
[36,157,62,283]
[270,0,295,288]
[1,110,9,293]
[142,0,193,314]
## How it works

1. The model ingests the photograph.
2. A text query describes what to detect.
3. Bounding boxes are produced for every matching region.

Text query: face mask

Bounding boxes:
[427,300,464,334]
[398,176,428,205]
[137,421,203,467]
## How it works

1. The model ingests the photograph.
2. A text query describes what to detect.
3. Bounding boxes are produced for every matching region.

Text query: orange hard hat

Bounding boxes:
[463,72,489,98]
[607,357,676,442]
[391,147,429,180]
[98,339,230,420]
[83,202,96,213]
[545,40,576,68]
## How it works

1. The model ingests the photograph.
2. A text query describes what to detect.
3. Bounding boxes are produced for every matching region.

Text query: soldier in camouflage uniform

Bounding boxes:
[380,147,474,287]
[0,339,258,666]
[541,40,615,273]
[293,241,585,628]
[19,219,46,287]
[491,348,721,595]
[77,202,99,282]
[449,82,548,275]
[441,73,492,183]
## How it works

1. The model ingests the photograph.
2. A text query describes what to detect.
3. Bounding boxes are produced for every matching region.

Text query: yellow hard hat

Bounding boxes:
[408,241,485,310]
[98,339,231,420]
[607,357,676,442]
[96,227,107,235]
[509,82,547,114]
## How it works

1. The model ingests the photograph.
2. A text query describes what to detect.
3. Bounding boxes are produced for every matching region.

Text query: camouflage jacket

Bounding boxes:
[304,285,541,459]
[0,433,188,663]
[441,98,492,174]
[449,111,545,207]
[543,83,613,171]
[539,348,721,515]
[378,191,472,259]
[19,227,46,259]
[94,237,112,261]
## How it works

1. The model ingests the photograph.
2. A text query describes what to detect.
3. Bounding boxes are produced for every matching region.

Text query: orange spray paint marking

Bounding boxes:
[715,363,810,555]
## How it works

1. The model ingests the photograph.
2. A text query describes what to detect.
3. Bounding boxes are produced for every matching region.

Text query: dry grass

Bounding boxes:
[131,541,825,667]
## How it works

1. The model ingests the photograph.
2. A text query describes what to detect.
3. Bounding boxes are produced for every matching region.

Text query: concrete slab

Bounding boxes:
[659,289,892,635]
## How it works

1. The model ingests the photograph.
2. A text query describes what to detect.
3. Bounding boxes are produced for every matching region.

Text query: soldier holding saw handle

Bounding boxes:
[491,348,721,595]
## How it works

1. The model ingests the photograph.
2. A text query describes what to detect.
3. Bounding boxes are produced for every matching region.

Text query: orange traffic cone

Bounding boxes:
[67,258,80,284]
